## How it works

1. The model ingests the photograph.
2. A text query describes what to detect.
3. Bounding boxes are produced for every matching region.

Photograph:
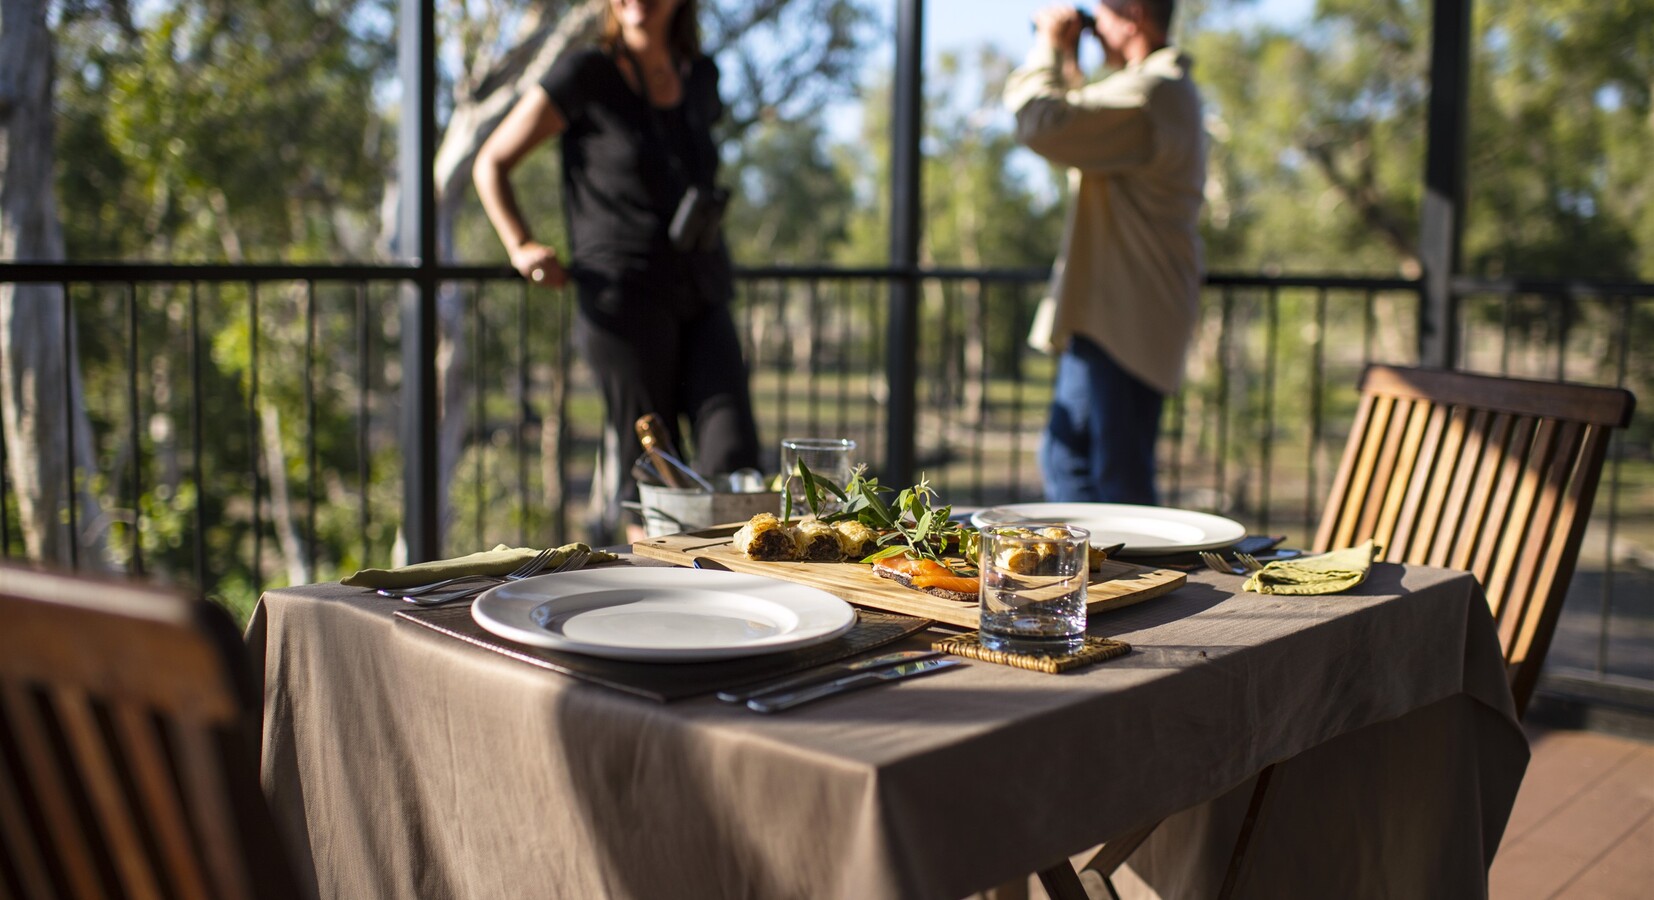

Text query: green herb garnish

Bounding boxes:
[792,462,975,566]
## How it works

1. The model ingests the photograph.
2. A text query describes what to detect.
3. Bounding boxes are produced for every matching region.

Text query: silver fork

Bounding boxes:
[402,547,590,607]
[1199,551,1248,576]
[1200,551,1270,576]
[379,547,557,598]
[551,547,592,574]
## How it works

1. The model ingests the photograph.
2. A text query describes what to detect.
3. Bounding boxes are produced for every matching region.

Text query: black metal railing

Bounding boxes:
[1,262,1649,710]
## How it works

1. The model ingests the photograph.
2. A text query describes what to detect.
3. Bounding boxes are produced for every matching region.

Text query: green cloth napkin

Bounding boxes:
[341,542,611,589]
[1242,539,1377,596]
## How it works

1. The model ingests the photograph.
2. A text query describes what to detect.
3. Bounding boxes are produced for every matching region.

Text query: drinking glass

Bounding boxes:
[779,437,856,517]
[978,524,1090,654]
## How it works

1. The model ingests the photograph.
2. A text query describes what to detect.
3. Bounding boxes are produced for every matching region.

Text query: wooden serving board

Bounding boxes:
[631,524,1187,629]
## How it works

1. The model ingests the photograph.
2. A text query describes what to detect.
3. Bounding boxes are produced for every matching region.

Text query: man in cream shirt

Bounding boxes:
[1006,0,1205,504]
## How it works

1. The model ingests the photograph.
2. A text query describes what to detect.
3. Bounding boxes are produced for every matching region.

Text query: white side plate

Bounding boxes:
[472,567,857,662]
[971,502,1247,556]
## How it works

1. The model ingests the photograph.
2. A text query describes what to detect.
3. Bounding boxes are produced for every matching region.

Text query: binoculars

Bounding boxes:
[1030,6,1098,33]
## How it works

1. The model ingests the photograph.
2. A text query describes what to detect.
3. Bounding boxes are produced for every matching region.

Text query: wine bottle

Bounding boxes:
[634,413,715,492]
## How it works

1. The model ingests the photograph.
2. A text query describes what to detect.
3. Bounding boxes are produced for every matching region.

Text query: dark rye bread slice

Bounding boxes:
[872,563,978,604]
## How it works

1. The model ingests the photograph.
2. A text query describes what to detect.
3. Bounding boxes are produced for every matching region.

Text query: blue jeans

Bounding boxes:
[1040,335,1164,505]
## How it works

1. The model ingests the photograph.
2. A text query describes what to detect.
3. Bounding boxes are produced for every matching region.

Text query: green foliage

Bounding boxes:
[1187,15,1425,273]
[1465,0,1652,280]
[1186,0,1651,283]
[725,117,854,264]
[56,0,394,262]
[1179,0,1652,415]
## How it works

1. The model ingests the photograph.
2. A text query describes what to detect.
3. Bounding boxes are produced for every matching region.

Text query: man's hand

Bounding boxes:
[1033,4,1086,58]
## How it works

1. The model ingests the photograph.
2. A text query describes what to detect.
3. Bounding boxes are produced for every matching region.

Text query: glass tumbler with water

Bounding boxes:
[979,525,1090,654]
[779,437,856,516]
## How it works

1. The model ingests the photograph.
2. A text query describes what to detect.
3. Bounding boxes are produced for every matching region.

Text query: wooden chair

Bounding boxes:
[0,564,301,900]
[1314,364,1635,717]
[1056,365,1636,900]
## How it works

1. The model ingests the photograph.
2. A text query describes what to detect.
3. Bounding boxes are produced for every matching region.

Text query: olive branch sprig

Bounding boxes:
[788,462,975,566]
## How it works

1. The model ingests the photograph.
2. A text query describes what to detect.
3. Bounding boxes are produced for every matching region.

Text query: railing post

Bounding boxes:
[1417,0,1470,369]
[398,0,440,561]
[885,0,923,486]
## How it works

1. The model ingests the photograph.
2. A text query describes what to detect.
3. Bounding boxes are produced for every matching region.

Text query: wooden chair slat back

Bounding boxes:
[1445,411,1517,574]
[1369,398,1432,556]
[1314,366,1635,717]
[1394,404,1450,560]
[0,564,299,900]
[111,704,216,900]
[1425,407,1491,567]
[1,680,107,899]
[1358,396,1412,545]
[0,712,58,898]
[52,685,167,900]
[1411,405,1476,564]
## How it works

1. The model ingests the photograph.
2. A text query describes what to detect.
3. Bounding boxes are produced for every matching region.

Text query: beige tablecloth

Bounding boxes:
[249,561,1526,900]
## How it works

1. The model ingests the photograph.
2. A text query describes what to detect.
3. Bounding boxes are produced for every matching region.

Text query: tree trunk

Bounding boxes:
[431,2,605,205]
[380,0,602,544]
[0,0,109,567]
[260,402,310,585]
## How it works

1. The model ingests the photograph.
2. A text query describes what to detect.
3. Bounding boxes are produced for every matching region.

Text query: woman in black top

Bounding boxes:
[475,0,761,540]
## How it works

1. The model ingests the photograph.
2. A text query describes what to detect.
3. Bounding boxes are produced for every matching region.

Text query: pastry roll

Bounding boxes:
[795,518,845,562]
[733,513,800,561]
[994,545,1042,575]
[833,519,879,559]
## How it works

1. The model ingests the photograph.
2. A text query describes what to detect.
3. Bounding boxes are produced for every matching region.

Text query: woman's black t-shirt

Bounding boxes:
[540,46,731,318]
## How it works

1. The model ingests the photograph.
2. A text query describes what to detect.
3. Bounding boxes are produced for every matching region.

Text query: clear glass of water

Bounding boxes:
[978,524,1090,654]
[779,437,856,517]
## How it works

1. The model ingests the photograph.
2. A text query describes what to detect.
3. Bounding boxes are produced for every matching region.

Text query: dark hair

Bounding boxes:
[601,0,702,61]
[1140,0,1176,35]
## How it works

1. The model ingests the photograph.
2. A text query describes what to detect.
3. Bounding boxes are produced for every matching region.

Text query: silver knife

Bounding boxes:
[746,657,964,714]
[717,649,943,703]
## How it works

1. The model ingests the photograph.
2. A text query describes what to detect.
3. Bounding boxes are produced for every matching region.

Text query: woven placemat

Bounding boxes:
[933,632,1131,673]
[395,605,932,702]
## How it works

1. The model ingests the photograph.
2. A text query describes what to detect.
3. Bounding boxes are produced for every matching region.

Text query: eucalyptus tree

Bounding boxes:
[1,0,108,567]
[35,0,397,593]
[1187,0,1649,281]
[1462,0,1651,281]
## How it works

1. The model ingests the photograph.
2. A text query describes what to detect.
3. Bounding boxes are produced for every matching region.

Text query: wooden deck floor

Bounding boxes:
[1011,724,1653,900]
[1490,726,1654,899]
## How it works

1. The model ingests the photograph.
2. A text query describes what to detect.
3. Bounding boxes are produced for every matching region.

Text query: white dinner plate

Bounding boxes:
[471,567,857,662]
[970,502,1247,556]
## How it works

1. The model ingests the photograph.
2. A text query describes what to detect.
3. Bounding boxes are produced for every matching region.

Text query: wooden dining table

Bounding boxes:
[247,556,1527,900]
